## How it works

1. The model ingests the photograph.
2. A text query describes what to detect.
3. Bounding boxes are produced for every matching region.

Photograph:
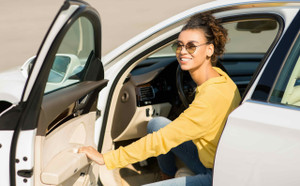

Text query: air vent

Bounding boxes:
[139,86,155,101]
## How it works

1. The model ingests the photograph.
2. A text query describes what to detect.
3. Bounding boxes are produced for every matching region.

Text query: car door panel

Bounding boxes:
[0,1,105,185]
[36,80,107,185]
[38,80,108,135]
[214,9,300,186]
[214,101,300,185]
[39,112,98,185]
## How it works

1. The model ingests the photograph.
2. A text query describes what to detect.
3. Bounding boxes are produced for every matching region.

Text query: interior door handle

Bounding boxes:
[41,147,91,185]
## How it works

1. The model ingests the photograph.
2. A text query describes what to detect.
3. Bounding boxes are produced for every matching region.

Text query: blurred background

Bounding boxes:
[0,0,210,71]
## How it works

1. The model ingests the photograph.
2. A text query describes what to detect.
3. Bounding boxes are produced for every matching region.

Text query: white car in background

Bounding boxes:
[0,0,300,185]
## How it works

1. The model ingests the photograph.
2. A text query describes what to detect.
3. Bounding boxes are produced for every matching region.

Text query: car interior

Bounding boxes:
[101,17,282,185]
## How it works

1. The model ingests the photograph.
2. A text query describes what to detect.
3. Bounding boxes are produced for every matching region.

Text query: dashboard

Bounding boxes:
[131,57,179,107]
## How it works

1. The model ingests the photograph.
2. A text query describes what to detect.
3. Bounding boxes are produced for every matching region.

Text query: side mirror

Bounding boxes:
[48,55,72,83]
[21,56,36,79]
[45,54,82,94]
[21,54,82,83]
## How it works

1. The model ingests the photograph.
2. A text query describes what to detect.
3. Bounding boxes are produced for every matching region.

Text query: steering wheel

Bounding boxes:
[176,65,196,108]
[176,61,228,108]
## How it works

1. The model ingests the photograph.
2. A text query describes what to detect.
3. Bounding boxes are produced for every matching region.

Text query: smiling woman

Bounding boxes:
[79,12,241,186]
[93,7,283,185]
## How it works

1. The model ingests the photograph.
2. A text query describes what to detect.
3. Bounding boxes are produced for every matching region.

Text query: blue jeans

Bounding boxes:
[144,117,212,186]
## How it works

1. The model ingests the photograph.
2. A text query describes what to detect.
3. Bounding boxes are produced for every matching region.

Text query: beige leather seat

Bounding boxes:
[281,57,300,106]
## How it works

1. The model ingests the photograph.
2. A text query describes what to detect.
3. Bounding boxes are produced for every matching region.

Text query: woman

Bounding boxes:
[79,13,241,185]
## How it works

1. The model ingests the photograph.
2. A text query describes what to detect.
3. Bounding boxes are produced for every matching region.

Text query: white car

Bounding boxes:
[0,0,300,185]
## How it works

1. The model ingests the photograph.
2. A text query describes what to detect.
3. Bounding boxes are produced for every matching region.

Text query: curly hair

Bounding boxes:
[182,12,228,63]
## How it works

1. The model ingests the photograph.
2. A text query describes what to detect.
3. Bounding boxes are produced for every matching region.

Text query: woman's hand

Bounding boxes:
[78,146,105,165]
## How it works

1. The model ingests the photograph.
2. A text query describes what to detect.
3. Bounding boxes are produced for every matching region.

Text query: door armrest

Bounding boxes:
[41,148,90,185]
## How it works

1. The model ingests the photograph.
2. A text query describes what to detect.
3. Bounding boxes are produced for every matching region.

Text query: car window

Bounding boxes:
[145,18,279,96]
[224,19,278,53]
[149,18,278,58]
[269,34,300,107]
[44,16,95,94]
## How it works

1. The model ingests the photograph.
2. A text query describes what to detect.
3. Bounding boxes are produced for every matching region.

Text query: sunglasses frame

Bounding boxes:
[172,41,209,55]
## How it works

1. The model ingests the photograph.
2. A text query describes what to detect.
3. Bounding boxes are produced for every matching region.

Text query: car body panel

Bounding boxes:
[0,68,26,104]
[0,131,13,186]
[214,101,300,185]
[15,130,36,185]
[214,7,300,186]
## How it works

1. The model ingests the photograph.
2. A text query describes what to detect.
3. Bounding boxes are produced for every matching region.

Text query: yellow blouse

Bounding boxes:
[103,67,241,169]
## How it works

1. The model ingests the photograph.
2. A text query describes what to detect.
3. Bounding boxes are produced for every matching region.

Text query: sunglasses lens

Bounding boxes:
[171,43,178,53]
[172,43,182,54]
[186,43,197,54]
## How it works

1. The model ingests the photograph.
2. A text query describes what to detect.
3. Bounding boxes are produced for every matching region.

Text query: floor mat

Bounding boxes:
[119,158,161,186]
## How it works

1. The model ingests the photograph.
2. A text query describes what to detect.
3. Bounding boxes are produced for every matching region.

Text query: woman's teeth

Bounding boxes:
[181,58,190,61]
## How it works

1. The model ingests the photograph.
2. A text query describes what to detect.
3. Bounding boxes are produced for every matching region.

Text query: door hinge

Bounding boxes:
[17,168,33,178]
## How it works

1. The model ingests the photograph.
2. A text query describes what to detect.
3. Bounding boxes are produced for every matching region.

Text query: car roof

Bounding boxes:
[102,0,300,65]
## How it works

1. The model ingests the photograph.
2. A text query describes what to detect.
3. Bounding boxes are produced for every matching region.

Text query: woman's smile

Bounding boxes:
[179,57,192,63]
[178,56,193,70]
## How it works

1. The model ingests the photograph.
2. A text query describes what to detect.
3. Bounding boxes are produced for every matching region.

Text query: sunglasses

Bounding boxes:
[171,41,209,55]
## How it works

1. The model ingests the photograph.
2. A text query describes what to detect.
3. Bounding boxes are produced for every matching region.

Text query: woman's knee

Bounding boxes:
[147,116,171,133]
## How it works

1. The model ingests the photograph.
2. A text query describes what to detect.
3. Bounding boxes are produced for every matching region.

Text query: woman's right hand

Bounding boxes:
[78,146,105,165]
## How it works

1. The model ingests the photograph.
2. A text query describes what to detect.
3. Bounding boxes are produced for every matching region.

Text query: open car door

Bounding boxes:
[213,10,300,186]
[0,1,107,185]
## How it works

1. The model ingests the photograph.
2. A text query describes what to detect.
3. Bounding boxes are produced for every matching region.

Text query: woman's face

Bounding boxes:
[176,29,213,72]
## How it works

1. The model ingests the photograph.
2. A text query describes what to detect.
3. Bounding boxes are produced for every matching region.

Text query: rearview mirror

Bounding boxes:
[236,20,277,33]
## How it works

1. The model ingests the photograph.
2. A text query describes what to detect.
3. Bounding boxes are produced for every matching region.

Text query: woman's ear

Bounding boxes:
[207,44,214,58]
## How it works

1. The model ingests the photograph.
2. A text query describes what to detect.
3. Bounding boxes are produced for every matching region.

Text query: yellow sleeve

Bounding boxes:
[103,91,215,170]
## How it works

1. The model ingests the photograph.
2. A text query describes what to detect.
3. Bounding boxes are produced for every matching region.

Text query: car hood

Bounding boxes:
[0,66,27,104]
